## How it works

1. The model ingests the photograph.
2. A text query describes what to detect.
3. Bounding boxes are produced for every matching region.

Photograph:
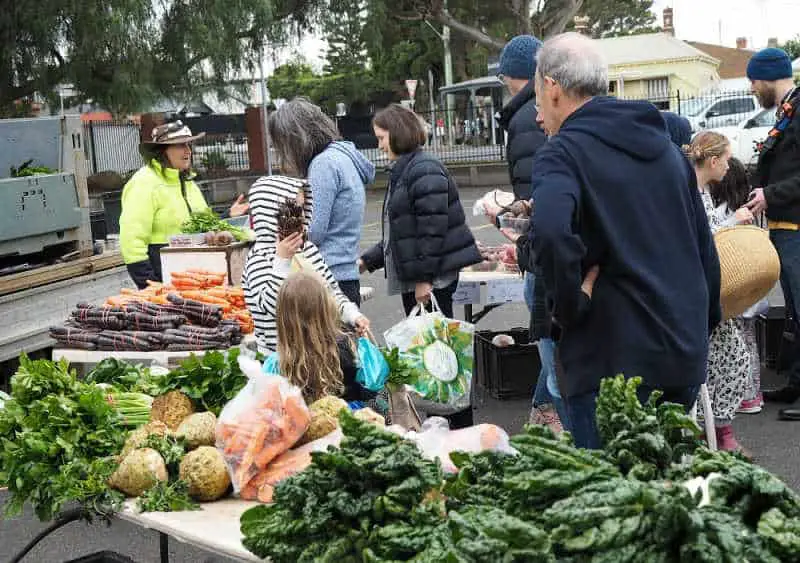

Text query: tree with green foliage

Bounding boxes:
[323,0,370,75]
[1,0,321,117]
[780,35,800,61]
[578,0,659,38]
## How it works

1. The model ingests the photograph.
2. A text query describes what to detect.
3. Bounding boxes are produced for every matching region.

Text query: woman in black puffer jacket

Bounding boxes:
[359,104,481,318]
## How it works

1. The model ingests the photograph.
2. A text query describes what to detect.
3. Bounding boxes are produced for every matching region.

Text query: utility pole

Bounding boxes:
[258,45,273,174]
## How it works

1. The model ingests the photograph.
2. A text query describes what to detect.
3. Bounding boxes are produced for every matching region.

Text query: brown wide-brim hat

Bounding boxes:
[142,120,206,145]
[714,225,780,320]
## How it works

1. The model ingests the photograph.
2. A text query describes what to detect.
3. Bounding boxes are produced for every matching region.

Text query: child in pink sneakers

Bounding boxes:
[708,157,765,414]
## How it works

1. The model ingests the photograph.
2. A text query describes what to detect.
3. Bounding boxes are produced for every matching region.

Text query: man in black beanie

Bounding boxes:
[744,47,800,419]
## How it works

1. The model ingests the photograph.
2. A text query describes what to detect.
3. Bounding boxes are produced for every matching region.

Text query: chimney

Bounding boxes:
[736,37,747,49]
[573,15,590,35]
[767,37,779,48]
[662,7,674,36]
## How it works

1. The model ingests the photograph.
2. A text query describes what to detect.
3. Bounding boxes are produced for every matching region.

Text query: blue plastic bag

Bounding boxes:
[262,352,280,376]
[356,337,389,392]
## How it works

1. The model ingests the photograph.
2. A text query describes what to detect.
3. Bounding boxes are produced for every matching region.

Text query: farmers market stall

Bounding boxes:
[456,269,524,324]
[116,498,260,563]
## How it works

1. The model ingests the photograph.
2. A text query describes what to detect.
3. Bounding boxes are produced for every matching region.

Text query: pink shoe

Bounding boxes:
[529,404,564,434]
[715,425,752,459]
[737,397,763,414]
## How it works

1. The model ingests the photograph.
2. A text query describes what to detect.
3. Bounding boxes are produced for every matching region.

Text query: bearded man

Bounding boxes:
[745,48,800,420]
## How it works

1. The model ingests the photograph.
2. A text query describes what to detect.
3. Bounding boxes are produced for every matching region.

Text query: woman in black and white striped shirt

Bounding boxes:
[241,175,370,354]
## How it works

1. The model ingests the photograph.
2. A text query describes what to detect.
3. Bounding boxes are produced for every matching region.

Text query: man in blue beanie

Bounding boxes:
[493,35,564,433]
[744,47,800,419]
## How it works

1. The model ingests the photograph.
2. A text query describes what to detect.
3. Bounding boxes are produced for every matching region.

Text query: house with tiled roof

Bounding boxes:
[597,32,721,109]
[687,38,755,91]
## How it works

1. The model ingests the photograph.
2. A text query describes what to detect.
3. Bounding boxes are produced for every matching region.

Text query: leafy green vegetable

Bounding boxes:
[136,479,200,513]
[181,210,249,241]
[148,349,246,416]
[240,410,444,562]
[0,355,127,520]
[381,347,418,389]
[596,375,703,480]
[85,358,158,394]
[51,457,125,521]
[106,391,153,427]
[143,434,187,478]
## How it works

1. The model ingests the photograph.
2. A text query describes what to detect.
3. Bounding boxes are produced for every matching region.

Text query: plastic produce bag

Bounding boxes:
[239,428,343,503]
[356,337,390,392]
[262,352,280,376]
[404,417,517,473]
[384,296,475,410]
[473,189,514,218]
[216,356,311,494]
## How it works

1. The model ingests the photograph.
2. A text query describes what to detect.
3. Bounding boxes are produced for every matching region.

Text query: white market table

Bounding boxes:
[116,498,262,563]
[456,270,525,324]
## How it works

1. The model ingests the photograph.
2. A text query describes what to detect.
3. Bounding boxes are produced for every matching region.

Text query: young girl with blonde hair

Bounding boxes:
[275,271,374,405]
[685,131,754,454]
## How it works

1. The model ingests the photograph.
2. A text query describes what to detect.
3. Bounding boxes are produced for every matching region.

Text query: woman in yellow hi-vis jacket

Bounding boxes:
[120,121,248,288]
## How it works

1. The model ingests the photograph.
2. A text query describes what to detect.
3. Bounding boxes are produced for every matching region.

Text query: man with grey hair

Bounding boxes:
[528,32,721,448]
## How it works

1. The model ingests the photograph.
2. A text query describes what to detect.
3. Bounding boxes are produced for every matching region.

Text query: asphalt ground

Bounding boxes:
[2,185,799,563]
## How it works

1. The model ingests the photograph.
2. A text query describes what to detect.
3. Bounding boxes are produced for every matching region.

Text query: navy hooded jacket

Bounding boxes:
[531,97,721,398]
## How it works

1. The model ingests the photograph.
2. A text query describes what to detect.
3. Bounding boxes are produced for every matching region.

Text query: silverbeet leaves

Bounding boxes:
[241,375,800,562]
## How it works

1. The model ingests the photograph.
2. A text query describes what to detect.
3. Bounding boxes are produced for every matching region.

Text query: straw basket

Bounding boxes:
[713,225,780,321]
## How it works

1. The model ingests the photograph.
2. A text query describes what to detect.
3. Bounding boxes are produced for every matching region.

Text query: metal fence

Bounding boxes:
[337,107,507,168]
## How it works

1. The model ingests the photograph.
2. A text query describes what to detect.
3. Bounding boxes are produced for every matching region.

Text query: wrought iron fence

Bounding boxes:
[336,107,506,168]
[192,133,250,178]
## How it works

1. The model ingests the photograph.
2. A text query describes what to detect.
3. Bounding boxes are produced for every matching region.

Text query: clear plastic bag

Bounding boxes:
[405,417,517,473]
[239,428,343,503]
[215,355,311,494]
[473,189,515,218]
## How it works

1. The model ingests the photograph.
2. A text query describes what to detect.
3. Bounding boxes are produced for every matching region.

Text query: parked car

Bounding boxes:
[706,107,775,169]
[680,93,759,132]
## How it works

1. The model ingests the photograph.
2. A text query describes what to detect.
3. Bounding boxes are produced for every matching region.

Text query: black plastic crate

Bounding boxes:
[475,328,540,400]
[65,551,136,563]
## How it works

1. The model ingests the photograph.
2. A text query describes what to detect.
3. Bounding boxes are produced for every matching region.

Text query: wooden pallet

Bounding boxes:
[0,251,125,297]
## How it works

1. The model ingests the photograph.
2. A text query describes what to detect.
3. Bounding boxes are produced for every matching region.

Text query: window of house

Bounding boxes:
[646,78,670,100]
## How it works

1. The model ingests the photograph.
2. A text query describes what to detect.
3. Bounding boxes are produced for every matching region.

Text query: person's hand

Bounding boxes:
[581,265,600,298]
[745,188,767,215]
[358,258,367,274]
[354,315,370,337]
[415,281,433,304]
[735,206,754,224]
[229,194,249,217]
[499,228,521,243]
[276,232,303,259]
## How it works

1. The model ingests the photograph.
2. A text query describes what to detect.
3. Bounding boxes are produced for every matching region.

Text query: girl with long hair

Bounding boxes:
[709,157,764,414]
[275,271,374,405]
[685,132,754,454]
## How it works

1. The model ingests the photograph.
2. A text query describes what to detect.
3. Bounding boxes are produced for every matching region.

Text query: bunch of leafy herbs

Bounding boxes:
[0,354,127,520]
[181,210,248,241]
[84,358,159,395]
[148,349,247,415]
[136,479,200,513]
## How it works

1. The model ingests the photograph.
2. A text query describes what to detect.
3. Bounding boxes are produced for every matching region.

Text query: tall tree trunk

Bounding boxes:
[431,11,506,51]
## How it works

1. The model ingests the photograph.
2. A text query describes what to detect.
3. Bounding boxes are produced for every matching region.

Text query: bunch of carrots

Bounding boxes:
[106,269,254,334]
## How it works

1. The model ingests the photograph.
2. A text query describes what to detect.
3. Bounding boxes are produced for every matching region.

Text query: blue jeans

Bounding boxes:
[566,383,700,449]
[770,230,800,387]
[524,273,571,430]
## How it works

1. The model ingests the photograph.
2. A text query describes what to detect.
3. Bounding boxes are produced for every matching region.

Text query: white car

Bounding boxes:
[707,107,775,169]
[680,94,759,132]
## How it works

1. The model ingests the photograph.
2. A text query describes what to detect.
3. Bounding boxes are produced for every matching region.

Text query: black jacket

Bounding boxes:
[531,97,721,399]
[362,150,481,282]
[497,81,547,200]
[758,89,800,223]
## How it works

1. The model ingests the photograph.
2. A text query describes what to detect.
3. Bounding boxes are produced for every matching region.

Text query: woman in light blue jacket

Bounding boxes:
[269,98,376,305]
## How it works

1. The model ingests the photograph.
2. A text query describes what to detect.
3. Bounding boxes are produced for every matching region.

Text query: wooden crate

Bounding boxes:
[160,242,251,286]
